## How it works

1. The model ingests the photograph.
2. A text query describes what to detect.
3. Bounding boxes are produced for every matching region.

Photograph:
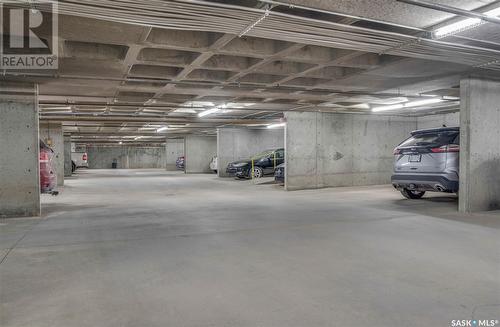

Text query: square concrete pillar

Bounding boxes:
[459,77,500,212]
[165,138,184,171]
[40,123,64,186]
[184,135,216,173]
[217,128,284,177]
[0,85,40,218]
[64,135,72,177]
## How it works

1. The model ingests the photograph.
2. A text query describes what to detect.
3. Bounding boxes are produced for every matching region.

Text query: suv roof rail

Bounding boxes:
[411,127,459,135]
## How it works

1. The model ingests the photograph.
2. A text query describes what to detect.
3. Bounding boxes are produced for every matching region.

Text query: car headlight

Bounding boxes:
[233,162,248,167]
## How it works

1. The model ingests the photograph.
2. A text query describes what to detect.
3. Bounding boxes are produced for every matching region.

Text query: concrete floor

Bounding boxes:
[1,169,499,327]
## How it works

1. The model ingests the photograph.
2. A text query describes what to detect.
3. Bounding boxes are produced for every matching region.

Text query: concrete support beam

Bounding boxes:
[165,139,185,171]
[184,136,217,174]
[40,123,64,186]
[285,112,417,191]
[64,135,72,177]
[0,85,40,218]
[459,77,500,212]
[217,128,284,177]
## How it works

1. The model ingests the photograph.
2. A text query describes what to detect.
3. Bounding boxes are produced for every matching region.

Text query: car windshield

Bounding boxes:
[252,150,275,159]
[399,132,458,147]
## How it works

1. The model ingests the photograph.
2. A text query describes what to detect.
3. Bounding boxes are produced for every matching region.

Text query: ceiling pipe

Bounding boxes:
[396,0,500,26]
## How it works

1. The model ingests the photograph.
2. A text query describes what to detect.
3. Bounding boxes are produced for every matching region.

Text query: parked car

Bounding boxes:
[176,156,185,170]
[71,152,88,169]
[274,163,285,183]
[40,140,57,194]
[226,148,284,179]
[391,127,459,199]
[210,156,218,173]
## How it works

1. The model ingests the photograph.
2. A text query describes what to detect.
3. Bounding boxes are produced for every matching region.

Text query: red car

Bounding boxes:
[40,140,58,194]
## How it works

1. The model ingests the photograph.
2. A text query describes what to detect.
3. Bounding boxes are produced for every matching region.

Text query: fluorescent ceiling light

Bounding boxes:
[434,6,500,38]
[226,102,256,109]
[372,98,444,112]
[198,108,220,117]
[198,104,229,117]
[182,101,214,108]
[173,108,197,114]
[348,103,371,109]
[134,136,143,140]
[156,126,168,132]
[371,97,409,105]
[404,98,444,108]
[267,122,286,129]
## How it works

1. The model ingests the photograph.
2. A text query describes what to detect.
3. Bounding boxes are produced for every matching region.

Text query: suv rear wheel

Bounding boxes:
[400,188,425,199]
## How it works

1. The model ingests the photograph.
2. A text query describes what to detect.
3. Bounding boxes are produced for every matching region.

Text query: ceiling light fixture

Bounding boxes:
[134,136,143,140]
[404,98,444,108]
[372,98,444,112]
[156,126,168,132]
[198,108,220,117]
[267,122,286,129]
[198,104,227,118]
[433,6,500,38]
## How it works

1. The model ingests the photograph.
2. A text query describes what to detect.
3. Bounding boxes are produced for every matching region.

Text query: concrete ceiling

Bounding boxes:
[1,0,500,145]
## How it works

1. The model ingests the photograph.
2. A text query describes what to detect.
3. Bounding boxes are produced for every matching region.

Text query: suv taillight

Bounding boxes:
[430,145,460,153]
[82,153,88,161]
[393,148,401,155]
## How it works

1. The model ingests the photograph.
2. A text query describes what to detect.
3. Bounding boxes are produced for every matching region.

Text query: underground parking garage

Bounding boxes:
[0,0,499,326]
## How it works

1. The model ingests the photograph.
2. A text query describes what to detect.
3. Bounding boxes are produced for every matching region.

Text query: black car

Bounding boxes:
[227,149,284,179]
[274,163,285,183]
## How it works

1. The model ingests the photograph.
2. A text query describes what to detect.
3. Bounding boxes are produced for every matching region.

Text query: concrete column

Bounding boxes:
[64,135,72,177]
[217,128,284,177]
[0,84,40,218]
[165,138,184,171]
[285,112,417,191]
[184,135,217,173]
[40,123,64,186]
[459,77,500,212]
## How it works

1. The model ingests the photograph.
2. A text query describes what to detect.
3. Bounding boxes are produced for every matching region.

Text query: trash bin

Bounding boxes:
[112,159,117,169]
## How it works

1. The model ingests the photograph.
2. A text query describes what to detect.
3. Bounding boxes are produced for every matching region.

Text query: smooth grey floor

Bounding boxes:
[1,169,499,327]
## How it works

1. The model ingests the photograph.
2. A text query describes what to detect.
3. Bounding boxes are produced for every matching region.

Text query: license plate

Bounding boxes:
[409,155,421,162]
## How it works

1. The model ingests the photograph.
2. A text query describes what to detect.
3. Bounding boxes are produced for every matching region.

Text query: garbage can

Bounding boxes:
[112,159,117,169]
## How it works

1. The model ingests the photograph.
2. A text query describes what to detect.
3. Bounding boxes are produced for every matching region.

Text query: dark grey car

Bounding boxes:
[391,127,459,199]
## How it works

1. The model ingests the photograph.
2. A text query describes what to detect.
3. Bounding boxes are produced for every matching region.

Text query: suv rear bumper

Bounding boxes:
[391,174,458,193]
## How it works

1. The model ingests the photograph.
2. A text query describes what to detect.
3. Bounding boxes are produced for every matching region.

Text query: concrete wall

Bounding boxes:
[217,128,284,177]
[87,146,166,169]
[459,77,500,212]
[417,112,460,130]
[0,95,40,218]
[285,112,417,191]
[165,139,184,171]
[40,123,64,186]
[185,135,217,173]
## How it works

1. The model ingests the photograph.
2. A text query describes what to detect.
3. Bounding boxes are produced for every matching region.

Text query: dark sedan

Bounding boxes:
[226,149,284,179]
